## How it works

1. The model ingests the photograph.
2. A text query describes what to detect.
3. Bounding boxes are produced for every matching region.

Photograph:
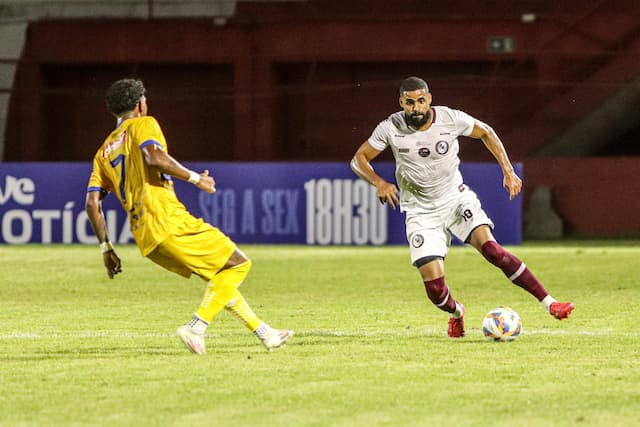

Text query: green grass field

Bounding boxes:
[1,242,639,427]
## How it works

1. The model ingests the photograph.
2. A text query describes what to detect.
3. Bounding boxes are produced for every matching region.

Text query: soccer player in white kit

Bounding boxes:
[350,76,574,337]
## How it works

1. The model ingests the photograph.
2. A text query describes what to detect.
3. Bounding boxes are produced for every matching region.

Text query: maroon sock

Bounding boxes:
[423,277,457,314]
[480,241,549,301]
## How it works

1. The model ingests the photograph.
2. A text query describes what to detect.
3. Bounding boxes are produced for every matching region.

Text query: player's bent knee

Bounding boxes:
[237,259,252,283]
[229,259,251,282]
[213,258,252,289]
[227,248,249,266]
[414,255,444,268]
[237,258,252,273]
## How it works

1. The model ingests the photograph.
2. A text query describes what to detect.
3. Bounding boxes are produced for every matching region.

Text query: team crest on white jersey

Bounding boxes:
[435,140,449,155]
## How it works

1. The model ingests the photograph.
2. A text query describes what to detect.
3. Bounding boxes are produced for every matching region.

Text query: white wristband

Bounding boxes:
[100,241,114,254]
[187,170,200,185]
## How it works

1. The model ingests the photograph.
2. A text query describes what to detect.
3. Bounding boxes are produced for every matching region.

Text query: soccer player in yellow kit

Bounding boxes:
[85,78,293,354]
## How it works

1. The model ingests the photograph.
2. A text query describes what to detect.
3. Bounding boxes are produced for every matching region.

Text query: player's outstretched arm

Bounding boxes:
[351,141,399,209]
[85,190,122,279]
[469,120,522,200]
[142,144,216,193]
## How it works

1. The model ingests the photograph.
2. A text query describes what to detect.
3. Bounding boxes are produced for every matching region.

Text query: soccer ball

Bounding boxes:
[482,306,522,341]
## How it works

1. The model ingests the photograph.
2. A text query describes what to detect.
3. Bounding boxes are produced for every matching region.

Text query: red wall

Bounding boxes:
[524,158,640,237]
[4,9,640,237]
[8,13,638,162]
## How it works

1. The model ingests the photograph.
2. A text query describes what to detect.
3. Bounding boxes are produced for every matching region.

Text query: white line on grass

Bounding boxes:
[1,328,638,340]
[304,328,640,338]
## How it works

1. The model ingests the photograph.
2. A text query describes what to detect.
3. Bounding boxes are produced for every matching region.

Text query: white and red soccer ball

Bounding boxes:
[482,306,522,341]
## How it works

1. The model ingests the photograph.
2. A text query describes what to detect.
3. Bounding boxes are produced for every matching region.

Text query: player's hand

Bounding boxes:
[196,169,217,194]
[503,171,522,200]
[375,181,399,209]
[103,250,122,279]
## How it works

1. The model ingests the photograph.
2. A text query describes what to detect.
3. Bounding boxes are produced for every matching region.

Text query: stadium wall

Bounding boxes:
[523,158,640,238]
[6,15,638,162]
[3,15,639,238]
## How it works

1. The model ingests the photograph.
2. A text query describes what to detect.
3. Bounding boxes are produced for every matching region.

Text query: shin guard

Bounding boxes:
[481,241,548,301]
[423,277,457,314]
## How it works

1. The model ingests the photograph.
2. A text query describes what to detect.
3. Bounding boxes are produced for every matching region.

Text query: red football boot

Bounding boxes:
[550,302,575,320]
[447,304,465,338]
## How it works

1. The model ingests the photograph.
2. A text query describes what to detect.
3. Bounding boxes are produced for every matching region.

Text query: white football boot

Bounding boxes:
[176,325,206,355]
[260,328,294,351]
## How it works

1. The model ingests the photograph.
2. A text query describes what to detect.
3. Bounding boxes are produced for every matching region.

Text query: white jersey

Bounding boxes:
[368,106,475,211]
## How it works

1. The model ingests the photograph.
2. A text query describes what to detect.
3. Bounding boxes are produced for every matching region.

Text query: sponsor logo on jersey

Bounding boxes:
[418,147,431,157]
[412,233,424,248]
[398,148,410,153]
[103,131,126,159]
[435,140,449,155]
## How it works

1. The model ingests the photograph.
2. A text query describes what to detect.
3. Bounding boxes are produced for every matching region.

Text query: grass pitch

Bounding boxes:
[1,242,639,427]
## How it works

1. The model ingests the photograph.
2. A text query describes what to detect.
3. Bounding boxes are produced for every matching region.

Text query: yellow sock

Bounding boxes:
[225,293,262,331]
[196,260,262,331]
[195,279,240,323]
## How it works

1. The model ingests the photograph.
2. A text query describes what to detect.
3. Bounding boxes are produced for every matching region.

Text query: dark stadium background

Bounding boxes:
[2,0,638,238]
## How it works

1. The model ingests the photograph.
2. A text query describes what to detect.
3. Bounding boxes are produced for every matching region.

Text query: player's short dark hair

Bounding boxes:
[399,76,429,95]
[105,79,146,116]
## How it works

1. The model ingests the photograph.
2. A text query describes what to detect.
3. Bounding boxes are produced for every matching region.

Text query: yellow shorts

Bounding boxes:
[147,218,236,280]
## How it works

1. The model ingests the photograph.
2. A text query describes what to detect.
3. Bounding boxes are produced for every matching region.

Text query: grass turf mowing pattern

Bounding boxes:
[0,243,639,426]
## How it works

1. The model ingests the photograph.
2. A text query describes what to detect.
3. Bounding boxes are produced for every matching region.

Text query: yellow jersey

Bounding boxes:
[87,116,193,256]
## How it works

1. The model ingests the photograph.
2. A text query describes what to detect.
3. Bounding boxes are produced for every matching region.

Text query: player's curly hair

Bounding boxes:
[399,76,429,95]
[105,79,146,116]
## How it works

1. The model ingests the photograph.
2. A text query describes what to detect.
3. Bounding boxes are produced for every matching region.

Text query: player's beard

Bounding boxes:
[405,110,430,128]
